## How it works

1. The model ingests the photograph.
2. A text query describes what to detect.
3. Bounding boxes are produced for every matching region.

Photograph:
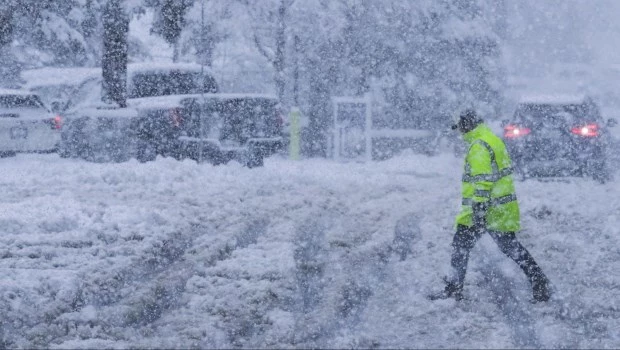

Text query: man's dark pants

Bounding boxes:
[450,224,549,292]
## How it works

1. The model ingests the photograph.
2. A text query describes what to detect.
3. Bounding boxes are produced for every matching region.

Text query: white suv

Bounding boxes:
[0,89,61,157]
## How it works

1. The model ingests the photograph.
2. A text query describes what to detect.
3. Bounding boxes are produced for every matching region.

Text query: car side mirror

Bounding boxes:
[607,118,618,127]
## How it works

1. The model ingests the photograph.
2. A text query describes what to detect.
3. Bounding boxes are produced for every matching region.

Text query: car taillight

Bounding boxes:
[169,108,182,128]
[504,124,531,138]
[571,123,599,137]
[47,115,62,130]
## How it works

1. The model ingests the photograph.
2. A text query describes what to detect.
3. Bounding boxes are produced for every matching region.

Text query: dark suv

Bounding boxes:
[502,94,617,182]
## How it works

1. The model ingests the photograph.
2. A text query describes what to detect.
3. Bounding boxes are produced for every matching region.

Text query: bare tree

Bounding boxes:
[151,0,194,62]
[245,0,295,104]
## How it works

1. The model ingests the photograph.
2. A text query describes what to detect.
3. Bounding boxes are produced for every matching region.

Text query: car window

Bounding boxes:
[128,71,218,99]
[0,95,45,109]
[63,78,103,113]
[515,103,601,126]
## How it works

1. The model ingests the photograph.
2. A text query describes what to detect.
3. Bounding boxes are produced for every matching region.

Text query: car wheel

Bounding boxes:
[171,149,185,161]
[592,162,611,184]
[57,141,74,158]
[58,147,71,158]
[78,143,95,162]
[111,147,131,163]
[137,140,157,163]
[246,148,264,168]
[204,150,225,166]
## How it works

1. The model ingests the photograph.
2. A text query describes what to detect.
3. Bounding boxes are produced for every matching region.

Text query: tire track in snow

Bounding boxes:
[5,216,269,347]
[292,213,419,347]
[480,264,542,349]
[86,218,268,328]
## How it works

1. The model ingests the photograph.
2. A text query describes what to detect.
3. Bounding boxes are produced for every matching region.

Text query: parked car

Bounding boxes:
[56,63,216,162]
[502,94,616,182]
[59,106,137,163]
[0,89,61,157]
[21,67,101,114]
[178,93,283,167]
[59,63,283,166]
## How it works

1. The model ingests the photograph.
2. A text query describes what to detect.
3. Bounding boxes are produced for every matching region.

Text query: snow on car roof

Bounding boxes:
[21,67,101,89]
[129,93,278,109]
[22,63,214,90]
[0,88,40,96]
[201,92,277,100]
[517,93,589,105]
[80,106,139,119]
[128,62,214,74]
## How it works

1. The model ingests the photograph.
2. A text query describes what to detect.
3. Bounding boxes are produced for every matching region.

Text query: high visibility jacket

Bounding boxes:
[456,123,520,233]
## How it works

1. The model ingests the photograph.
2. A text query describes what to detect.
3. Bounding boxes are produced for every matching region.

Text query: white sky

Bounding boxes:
[504,0,620,74]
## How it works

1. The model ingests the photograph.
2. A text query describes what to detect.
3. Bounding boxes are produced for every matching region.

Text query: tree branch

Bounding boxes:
[254,33,275,64]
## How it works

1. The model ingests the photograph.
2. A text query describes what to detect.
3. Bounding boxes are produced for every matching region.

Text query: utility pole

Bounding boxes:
[289,34,301,160]
[198,0,206,164]
[293,35,300,106]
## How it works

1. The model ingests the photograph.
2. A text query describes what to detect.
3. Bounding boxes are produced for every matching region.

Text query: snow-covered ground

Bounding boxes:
[0,152,618,348]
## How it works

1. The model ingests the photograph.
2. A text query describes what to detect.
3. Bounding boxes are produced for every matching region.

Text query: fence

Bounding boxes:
[330,95,437,162]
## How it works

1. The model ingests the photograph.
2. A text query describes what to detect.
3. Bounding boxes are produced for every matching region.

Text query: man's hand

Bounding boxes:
[472,202,488,229]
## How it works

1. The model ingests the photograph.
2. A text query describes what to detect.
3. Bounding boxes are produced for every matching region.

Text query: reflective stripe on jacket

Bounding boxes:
[455,123,520,232]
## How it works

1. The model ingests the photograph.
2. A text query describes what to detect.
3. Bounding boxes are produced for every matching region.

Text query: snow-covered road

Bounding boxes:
[0,153,618,348]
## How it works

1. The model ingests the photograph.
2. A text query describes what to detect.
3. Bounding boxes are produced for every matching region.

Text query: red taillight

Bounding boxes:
[169,108,182,128]
[571,123,599,137]
[504,124,531,138]
[48,115,62,130]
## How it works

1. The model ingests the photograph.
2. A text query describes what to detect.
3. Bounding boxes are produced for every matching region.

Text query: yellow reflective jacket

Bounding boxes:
[456,123,520,232]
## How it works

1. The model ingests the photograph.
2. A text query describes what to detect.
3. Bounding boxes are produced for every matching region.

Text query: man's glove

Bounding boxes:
[472,201,488,229]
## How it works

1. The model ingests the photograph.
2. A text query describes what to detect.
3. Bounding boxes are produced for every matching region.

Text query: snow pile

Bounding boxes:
[0,152,618,348]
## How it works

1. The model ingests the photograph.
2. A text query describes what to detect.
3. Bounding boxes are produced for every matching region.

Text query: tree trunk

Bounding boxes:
[0,7,21,88]
[102,0,129,107]
[305,53,333,158]
[293,35,300,106]
[274,0,287,104]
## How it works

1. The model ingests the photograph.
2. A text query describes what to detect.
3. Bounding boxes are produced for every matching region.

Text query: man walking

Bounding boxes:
[430,109,551,303]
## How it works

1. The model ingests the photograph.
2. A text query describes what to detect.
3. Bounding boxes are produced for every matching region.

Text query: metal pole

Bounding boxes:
[333,99,339,161]
[198,0,205,164]
[365,92,372,162]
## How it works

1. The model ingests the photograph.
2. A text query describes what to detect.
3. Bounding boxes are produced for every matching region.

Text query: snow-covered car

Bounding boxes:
[178,93,283,167]
[0,89,61,157]
[58,63,283,166]
[502,94,616,182]
[56,63,217,162]
[21,67,101,114]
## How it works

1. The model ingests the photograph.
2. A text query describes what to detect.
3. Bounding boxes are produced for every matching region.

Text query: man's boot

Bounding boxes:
[428,278,463,301]
[531,275,551,303]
